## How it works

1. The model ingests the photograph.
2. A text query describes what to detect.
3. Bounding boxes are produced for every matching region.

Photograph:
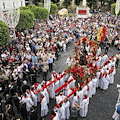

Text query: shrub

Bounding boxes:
[28,5,49,20]
[50,4,57,14]
[17,10,34,29]
[0,21,10,45]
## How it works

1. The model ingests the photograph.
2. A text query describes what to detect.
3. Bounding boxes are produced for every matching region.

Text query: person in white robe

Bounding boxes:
[66,55,73,67]
[97,47,101,56]
[82,82,88,95]
[58,103,66,120]
[56,92,66,104]
[67,86,74,107]
[40,94,49,117]
[63,81,69,96]
[51,110,59,120]
[72,92,79,107]
[92,75,97,95]
[96,55,102,69]
[22,94,34,112]
[87,78,93,98]
[77,87,84,106]
[101,53,108,65]
[41,86,49,104]
[80,94,89,117]
[96,70,100,88]
[49,79,55,99]
[109,66,115,84]
[63,98,70,120]
[102,73,110,90]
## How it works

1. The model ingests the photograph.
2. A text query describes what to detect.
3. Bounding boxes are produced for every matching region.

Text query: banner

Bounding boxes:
[97,27,102,42]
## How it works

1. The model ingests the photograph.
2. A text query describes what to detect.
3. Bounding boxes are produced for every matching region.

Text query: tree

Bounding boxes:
[74,0,81,6]
[0,21,10,46]
[62,0,72,8]
[17,10,35,29]
[50,4,57,14]
[111,3,120,15]
[29,5,49,20]
[51,0,60,4]
[32,0,44,6]
[87,0,98,9]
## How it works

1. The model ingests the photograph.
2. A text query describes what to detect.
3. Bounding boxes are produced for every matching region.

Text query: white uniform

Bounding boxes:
[49,83,55,99]
[77,90,84,106]
[80,97,89,117]
[92,78,97,95]
[63,101,70,119]
[22,97,34,112]
[87,81,93,98]
[40,96,49,117]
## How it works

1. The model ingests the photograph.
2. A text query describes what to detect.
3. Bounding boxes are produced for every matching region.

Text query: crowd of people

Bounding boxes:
[0,12,119,120]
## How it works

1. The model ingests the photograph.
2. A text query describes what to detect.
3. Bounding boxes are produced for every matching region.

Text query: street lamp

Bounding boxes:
[0,0,20,40]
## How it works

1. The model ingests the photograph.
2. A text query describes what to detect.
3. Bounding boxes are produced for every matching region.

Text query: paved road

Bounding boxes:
[38,44,119,120]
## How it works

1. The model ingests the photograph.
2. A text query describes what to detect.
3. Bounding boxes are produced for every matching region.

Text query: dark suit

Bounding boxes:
[22,85,30,93]
[12,96,20,112]
[20,103,28,120]
[30,109,38,120]
[5,97,12,105]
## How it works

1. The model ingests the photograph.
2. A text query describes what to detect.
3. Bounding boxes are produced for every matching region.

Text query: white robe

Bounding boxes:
[92,78,97,95]
[82,85,88,96]
[101,75,110,90]
[41,96,49,117]
[56,95,66,104]
[63,84,69,96]
[30,91,37,107]
[72,96,78,107]
[87,81,93,98]
[22,97,34,112]
[96,56,101,69]
[109,69,114,84]
[80,97,89,117]
[43,88,49,104]
[77,90,84,106]
[102,55,108,65]
[63,101,70,119]
[53,112,60,120]
[59,105,66,120]
[49,83,55,99]
[67,89,73,107]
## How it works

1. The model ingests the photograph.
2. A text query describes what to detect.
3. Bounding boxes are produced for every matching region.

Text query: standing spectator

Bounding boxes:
[29,107,38,120]
[48,56,53,71]
[42,65,48,81]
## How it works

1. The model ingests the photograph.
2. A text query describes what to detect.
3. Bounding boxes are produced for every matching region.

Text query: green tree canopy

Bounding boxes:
[32,0,44,6]
[28,5,49,20]
[0,21,10,46]
[111,3,120,15]
[51,0,60,4]
[50,4,57,14]
[62,0,72,8]
[17,10,35,29]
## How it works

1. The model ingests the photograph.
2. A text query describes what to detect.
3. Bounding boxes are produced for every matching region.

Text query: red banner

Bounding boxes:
[78,10,86,15]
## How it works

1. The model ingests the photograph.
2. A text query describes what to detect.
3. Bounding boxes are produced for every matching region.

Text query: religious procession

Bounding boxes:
[0,0,120,120]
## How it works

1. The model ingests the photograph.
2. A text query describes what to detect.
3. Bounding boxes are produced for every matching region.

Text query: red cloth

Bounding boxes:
[55,79,73,93]
[51,113,57,120]
[40,96,44,103]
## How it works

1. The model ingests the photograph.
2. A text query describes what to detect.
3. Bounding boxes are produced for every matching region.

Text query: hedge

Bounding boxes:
[28,5,49,20]
[17,10,35,29]
[0,21,10,45]
[111,3,120,15]
[50,4,57,14]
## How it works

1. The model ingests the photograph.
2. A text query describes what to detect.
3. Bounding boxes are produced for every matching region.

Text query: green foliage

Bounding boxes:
[50,4,57,14]
[87,0,98,9]
[111,3,120,15]
[62,0,72,8]
[29,5,49,20]
[0,21,10,45]
[17,10,34,29]
[51,0,60,4]
[74,0,81,6]
[32,0,44,6]
[20,7,29,10]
